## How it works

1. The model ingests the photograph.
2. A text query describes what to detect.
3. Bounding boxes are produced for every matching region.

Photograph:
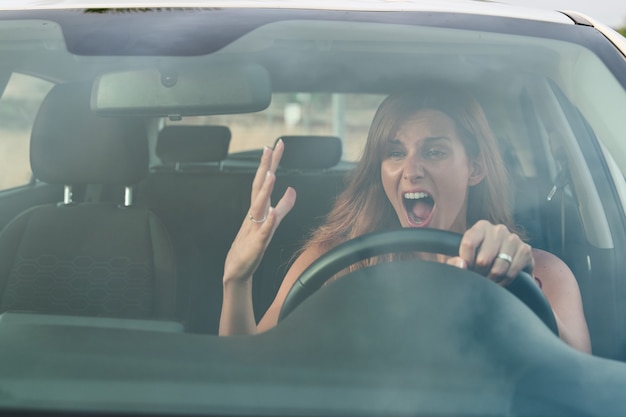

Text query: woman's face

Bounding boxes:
[380,109,484,233]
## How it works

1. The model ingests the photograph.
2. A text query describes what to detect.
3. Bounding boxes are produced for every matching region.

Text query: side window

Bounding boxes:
[0,73,53,191]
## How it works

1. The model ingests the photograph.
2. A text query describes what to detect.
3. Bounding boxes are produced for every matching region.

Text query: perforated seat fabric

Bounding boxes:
[0,83,179,320]
[0,205,177,318]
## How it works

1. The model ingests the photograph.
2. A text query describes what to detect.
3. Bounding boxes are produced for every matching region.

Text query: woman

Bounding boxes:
[219,84,591,353]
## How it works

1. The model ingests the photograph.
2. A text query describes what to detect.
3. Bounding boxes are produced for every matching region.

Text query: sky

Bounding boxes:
[501,0,626,28]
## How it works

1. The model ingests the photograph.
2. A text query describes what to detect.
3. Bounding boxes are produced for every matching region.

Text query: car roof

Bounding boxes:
[0,0,574,24]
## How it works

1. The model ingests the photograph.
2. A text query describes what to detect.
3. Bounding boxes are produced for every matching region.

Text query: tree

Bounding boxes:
[617,24,626,37]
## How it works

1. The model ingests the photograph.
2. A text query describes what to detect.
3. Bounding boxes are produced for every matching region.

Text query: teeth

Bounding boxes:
[404,192,430,200]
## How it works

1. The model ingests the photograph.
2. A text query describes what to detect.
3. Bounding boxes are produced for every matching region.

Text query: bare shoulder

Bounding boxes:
[531,249,591,353]
[532,248,571,275]
[531,247,580,296]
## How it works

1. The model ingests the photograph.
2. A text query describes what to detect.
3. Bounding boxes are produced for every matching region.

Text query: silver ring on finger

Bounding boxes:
[248,212,268,223]
[496,252,513,264]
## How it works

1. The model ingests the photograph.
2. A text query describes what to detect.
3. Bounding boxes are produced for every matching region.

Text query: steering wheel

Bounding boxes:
[278,228,558,335]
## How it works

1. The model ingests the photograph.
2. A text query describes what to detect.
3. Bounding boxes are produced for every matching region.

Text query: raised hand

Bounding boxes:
[223,139,297,285]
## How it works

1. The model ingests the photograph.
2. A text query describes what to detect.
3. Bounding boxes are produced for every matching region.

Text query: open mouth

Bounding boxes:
[403,192,435,227]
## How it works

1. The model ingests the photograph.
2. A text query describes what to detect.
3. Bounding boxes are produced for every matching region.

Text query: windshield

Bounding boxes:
[1,6,626,416]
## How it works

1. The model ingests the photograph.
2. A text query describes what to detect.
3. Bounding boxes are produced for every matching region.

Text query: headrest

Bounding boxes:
[277,135,342,170]
[30,83,148,185]
[156,125,231,163]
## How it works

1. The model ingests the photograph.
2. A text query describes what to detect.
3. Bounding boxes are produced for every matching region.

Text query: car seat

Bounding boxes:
[0,83,179,320]
[135,124,237,333]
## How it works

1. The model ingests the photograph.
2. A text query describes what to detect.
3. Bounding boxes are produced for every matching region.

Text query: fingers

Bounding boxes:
[486,237,533,284]
[260,187,296,247]
[274,186,297,221]
[446,256,467,269]
[269,138,284,173]
[251,146,272,200]
[459,220,534,286]
[259,187,297,238]
[249,170,275,223]
[251,139,285,202]
[249,139,287,222]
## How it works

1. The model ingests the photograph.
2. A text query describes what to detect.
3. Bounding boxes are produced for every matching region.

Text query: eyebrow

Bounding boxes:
[387,136,452,144]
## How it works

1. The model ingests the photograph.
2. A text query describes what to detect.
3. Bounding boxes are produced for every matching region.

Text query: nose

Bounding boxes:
[402,154,424,182]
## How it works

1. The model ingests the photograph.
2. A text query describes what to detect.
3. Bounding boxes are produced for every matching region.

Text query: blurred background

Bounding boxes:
[1,3,625,191]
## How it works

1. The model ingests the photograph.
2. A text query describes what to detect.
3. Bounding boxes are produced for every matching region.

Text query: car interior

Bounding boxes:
[2,7,626,415]
[0,9,625,366]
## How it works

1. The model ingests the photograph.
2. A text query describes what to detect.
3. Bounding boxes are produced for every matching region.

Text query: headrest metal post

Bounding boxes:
[124,186,133,207]
[63,185,73,205]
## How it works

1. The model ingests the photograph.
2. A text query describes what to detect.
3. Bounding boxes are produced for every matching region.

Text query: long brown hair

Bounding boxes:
[302,83,519,259]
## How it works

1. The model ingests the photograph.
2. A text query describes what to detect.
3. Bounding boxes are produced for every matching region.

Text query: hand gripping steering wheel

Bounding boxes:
[278,228,558,336]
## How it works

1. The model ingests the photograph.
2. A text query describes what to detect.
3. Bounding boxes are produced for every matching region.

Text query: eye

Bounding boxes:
[386,150,406,160]
[422,147,447,159]
[385,141,406,160]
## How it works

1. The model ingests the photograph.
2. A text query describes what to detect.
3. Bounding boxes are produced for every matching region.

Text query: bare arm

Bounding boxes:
[219,140,296,336]
[532,248,591,353]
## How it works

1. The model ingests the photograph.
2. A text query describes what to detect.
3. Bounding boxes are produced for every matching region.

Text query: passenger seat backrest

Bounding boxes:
[136,124,243,333]
[0,83,179,320]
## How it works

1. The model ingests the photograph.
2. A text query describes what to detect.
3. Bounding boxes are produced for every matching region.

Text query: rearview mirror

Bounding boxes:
[92,64,271,117]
